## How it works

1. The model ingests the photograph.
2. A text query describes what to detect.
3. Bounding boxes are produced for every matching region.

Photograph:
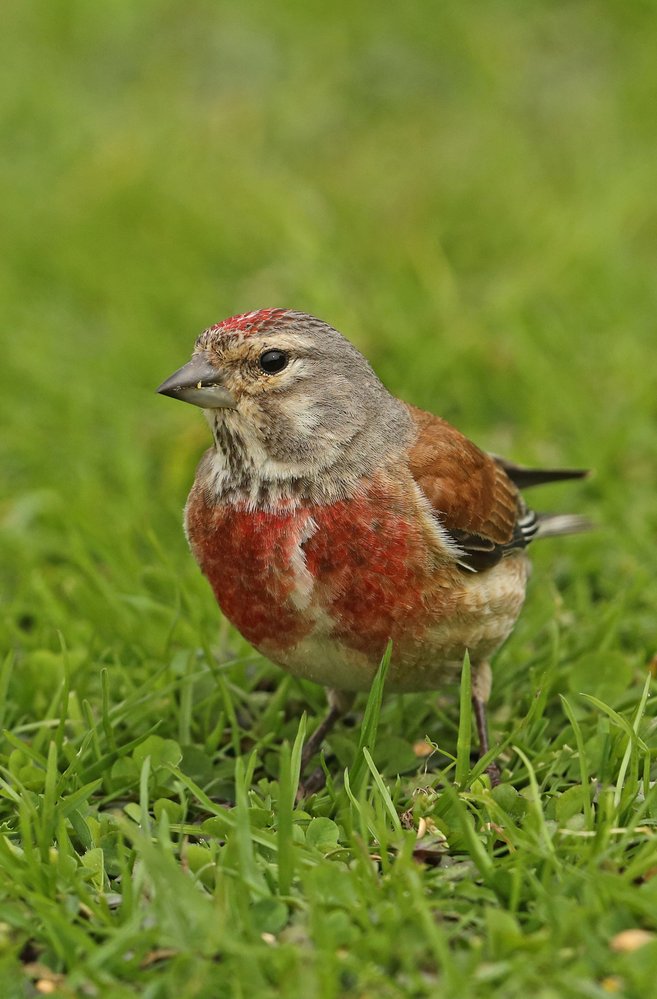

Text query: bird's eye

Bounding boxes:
[259,349,289,374]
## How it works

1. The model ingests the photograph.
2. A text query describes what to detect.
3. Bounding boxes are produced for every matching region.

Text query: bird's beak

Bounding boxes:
[156,354,237,410]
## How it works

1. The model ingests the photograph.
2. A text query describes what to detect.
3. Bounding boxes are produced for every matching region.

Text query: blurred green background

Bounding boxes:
[2,0,656,700]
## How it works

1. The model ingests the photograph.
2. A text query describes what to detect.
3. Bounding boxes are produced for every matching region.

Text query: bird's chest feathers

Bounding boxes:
[184,484,437,659]
[185,501,317,649]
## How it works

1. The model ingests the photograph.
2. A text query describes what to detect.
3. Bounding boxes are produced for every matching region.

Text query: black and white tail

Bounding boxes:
[499,459,592,540]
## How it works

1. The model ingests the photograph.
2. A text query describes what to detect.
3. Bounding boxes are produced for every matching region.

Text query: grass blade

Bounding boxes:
[559,694,593,826]
[362,747,402,834]
[277,716,305,896]
[455,650,472,788]
[349,641,392,792]
[614,670,651,808]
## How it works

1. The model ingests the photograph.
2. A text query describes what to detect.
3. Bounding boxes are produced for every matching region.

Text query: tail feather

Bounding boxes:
[535,513,593,539]
[492,457,590,491]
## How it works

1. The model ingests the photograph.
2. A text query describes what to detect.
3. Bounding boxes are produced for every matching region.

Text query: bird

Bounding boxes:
[157,308,588,786]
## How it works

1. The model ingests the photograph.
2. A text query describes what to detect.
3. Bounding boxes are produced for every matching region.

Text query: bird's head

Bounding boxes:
[157,309,411,503]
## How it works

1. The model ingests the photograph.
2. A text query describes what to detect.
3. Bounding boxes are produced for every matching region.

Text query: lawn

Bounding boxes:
[2,1,657,996]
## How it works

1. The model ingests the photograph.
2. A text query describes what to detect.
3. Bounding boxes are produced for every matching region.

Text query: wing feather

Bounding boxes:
[406,404,538,571]
[405,404,589,571]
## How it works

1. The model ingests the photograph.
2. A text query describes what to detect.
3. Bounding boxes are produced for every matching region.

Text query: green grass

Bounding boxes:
[2,1,657,995]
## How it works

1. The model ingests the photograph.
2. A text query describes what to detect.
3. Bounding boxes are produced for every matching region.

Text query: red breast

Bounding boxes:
[185,468,454,664]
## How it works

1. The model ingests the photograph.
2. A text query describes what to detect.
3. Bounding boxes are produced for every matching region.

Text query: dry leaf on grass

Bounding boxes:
[610,929,656,953]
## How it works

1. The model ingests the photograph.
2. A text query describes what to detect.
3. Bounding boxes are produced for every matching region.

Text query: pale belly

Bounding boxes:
[258,553,530,693]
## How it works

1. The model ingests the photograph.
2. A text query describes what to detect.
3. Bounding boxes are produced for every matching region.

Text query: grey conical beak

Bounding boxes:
[156,354,237,410]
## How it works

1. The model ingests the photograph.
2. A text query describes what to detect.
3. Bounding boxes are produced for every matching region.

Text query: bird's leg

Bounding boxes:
[471,660,501,785]
[298,688,355,796]
[301,688,355,769]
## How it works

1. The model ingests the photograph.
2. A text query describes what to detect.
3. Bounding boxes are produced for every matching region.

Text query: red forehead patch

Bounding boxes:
[208,308,292,336]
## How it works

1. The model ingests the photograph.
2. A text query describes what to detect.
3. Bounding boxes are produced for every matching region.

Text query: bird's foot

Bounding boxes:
[296,765,327,800]
[485,760,501,787]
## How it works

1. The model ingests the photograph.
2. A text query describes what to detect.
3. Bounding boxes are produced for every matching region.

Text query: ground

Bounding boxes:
[1,1,657,996]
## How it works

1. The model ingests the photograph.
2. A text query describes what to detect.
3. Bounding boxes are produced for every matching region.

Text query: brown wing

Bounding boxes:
[405,404,530,571]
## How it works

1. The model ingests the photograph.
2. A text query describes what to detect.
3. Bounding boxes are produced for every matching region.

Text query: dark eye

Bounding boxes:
[259,349,289,374]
